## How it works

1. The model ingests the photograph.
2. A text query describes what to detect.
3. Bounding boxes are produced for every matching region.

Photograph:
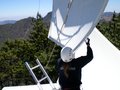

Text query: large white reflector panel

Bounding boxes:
[48,0,108,52]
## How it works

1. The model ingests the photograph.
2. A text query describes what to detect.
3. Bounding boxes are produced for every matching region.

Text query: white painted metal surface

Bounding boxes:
[48,0,108,52]
[75,28,120,90]
[2,83,60,90]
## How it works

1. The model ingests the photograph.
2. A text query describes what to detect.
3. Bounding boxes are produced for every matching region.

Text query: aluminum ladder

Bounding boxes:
[25,59,57,90]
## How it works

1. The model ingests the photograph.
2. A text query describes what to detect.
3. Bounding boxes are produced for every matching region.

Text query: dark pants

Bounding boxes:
[61,87,80,90]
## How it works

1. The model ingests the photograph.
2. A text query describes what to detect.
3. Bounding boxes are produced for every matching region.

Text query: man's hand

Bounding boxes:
[85,38,90,46]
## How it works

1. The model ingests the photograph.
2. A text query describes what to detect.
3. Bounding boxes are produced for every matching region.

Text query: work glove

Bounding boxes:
[85,38,90,46]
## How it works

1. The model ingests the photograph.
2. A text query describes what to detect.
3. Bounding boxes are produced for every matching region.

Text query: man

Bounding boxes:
[57,38,93,90]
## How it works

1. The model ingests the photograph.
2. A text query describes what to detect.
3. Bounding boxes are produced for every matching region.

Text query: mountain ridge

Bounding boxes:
[0,17,34,46]
[0,12,115,47]
[0,20,16,25]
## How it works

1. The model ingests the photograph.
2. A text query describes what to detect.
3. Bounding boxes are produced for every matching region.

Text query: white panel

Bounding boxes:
[2,83,60,90]
[75,28,120,90]
[48,0,108,52]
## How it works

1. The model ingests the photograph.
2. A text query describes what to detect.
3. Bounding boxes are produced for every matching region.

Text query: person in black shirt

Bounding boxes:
[57,38,93,90]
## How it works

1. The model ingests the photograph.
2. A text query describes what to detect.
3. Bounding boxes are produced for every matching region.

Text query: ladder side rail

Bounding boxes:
[37,83,43,90]
[36,59,56,89]
[25,62,39,84]
[25,62,44,90]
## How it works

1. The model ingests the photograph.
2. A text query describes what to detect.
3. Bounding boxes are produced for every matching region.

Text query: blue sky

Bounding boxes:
[0,0,120,21]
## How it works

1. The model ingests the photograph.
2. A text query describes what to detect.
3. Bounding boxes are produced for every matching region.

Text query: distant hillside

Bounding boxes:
[0,12,114,47]
[100,12,113,22]
[0,20,16,25]
[42,12,52,28]
[0,17,34,45]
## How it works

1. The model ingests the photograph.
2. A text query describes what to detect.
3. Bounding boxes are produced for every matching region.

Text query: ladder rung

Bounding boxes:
[31,65,40,70]
[38,76,47,83]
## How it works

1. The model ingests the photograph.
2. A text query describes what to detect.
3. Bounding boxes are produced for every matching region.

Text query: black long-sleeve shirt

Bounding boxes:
[57,45,93,88]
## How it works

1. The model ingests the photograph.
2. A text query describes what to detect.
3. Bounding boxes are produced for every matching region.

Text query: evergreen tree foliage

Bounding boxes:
[0,13,60,89]
[0,39,34,89]
[97,11,120,50]
[28,13,61,82]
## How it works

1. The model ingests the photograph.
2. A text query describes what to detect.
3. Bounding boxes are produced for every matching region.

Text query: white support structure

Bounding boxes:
[25,59,57,90]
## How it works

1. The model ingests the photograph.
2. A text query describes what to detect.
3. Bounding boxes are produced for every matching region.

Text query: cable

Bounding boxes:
[57,0,74,44]
[45,0,74,67]
[45,44,57,68]
[38,0,40,13]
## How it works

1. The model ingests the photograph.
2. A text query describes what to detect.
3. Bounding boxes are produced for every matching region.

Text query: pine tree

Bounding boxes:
[0,39,34,89]
[28,12,60,82]
[97,11,120,50]
[0,13,60,89]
